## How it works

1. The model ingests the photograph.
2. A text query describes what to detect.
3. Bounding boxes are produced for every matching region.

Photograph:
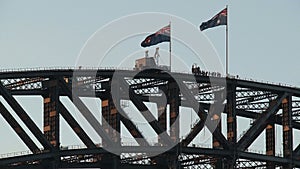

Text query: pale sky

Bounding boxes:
[0,0,300,155]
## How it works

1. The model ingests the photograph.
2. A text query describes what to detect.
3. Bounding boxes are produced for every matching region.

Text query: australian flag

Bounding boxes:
[141,24,170,47]
[200,8,227,31]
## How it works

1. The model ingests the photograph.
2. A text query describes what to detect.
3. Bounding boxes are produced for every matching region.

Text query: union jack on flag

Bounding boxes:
[141,24,170,47]
[155,24,170,36]
[200,8,227,31]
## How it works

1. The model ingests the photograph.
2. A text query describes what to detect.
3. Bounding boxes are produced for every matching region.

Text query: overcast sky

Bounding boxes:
[0,0,299,155]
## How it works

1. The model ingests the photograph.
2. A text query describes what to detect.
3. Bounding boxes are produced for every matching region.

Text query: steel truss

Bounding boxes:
[0,69,299,169]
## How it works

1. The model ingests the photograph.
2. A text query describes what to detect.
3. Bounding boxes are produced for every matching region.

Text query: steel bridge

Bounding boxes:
[0,68,299,169]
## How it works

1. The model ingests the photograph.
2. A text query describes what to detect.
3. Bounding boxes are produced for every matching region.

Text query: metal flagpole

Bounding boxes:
[169,21,171,72]
[226,5,229,77]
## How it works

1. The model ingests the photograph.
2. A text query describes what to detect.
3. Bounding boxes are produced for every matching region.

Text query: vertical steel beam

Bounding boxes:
[157,100,167,144]
[168,81,181,169]
[227,85,236,144]
[282,95,293,168]
[158,86,167,144]
[102,80,121,168]
[265,99,276,169]
[212,120,223,169]
[226,84,237,168]
[43,79,60,149]
[168,81,180,144]
[101,96,120,145]
[266,122,275,169]
[103,79,120,145]
[211,90,224,168]
[212,122,222,149]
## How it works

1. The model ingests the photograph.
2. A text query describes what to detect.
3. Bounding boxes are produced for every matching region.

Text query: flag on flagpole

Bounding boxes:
[141,24,170,47]
[200,8,227,31]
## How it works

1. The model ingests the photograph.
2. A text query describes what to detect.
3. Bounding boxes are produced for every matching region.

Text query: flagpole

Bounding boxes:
[169,21,172,72]
[226,5,229,77]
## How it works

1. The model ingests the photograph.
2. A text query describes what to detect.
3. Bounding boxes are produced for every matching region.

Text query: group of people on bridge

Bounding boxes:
[191,64,221,77]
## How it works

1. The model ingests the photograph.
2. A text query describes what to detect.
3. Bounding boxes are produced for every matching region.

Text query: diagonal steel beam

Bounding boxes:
[237,93,288,151]
[129,91,173,145]
[0,82,53,151]
[58,101,96,149]
[0,102,40,153]
[121,80,173,145]
[118,108,150,146]
[105,79,150,146]
[294,144,300,156]
[181,118,206,146]
[179,81,230,149]
[108,94,300,131]
[101,81,150,147]
[58,79,114,146]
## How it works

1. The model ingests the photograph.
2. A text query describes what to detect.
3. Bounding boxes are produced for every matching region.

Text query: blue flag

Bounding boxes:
[200,8,227,31]
[141,24,170,47]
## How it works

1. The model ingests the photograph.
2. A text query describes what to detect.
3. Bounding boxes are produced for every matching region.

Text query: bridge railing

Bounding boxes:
[0,66,136,73]
[0,67,297,88]
[0,150,32,159]
[0,143,286,159]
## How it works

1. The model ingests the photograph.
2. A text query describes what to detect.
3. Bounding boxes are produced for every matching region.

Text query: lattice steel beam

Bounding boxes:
[236,92,275,105]
[3,77,44,90]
